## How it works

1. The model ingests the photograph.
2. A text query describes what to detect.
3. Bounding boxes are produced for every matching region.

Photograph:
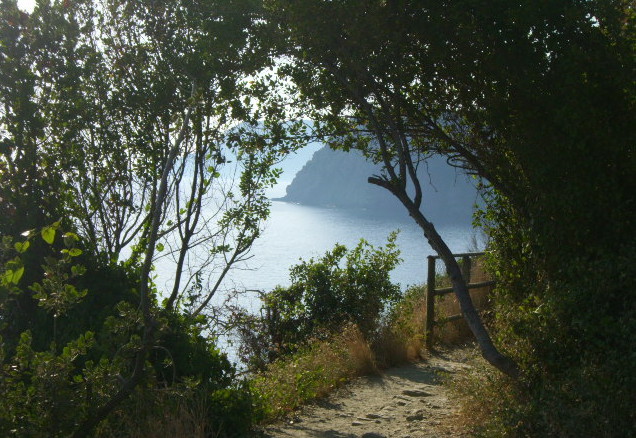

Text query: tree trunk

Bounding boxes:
[369,176,519,379]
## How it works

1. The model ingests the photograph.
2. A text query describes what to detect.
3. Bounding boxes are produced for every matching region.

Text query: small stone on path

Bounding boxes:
[405,409,425,421]
[402,389,432,397]
[430,366,454,374]
[365,413,383,419]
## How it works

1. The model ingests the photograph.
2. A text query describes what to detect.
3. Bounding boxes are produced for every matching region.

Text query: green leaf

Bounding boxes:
[156,243,164,252]
[4,267,24,285]
[41,226,56,244]
[68,248,83,257]
[14,241,30,253]
[12,267,24,284]
[2,270,13,285]
[63,232,79,247]
[71,265,87,276]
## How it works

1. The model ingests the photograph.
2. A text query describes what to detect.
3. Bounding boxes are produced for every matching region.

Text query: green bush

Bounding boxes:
[237,234,401,368]
[0,230,253,437]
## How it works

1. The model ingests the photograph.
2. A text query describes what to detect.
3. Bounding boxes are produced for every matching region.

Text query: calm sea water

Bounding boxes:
[233,201,475,295]
[154,144,478,300]
[153,200,477,303]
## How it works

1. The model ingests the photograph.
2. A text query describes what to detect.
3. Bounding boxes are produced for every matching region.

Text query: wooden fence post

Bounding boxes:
[426,255,436,350]
[461,255,472,283]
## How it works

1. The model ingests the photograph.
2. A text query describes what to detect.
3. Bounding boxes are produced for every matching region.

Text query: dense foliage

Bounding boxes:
[0,0,288,436]
[236,235,401,370]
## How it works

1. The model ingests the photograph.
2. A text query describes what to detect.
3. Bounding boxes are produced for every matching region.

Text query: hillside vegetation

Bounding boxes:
[279,147,477,224]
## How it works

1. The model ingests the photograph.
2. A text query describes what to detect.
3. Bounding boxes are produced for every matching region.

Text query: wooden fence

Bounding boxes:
[425,252,495,349]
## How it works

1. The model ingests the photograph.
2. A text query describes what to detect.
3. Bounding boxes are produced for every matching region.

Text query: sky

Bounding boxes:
[17,0,35,12]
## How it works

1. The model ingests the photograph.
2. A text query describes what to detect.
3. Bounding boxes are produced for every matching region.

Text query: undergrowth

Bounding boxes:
[249,283,438,423]
[250,324,376,422]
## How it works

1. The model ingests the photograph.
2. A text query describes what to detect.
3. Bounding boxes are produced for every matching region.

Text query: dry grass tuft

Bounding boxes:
[251,324,377,422]
[449,351,519,437]
[341,323,378,376]
[133,400,210,438]
[434,259,494,346]
[96,389,214,438]
[373,284,427,368]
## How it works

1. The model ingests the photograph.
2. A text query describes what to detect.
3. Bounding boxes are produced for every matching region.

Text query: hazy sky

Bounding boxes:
[17,0,35,12]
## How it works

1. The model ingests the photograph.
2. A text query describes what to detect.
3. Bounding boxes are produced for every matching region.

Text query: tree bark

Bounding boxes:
[369,176,520,379]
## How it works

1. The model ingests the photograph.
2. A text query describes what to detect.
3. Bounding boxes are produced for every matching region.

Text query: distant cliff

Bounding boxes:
[276,146,479,224]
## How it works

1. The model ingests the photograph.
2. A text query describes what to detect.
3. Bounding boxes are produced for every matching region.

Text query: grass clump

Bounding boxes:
[373,284,427,367]
[251,324,375,422]
[450,351,522,438]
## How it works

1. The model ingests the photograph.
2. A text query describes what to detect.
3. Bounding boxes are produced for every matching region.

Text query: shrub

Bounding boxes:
[237,234,401,368]
[0,230,253,437]
[460,197,636,437]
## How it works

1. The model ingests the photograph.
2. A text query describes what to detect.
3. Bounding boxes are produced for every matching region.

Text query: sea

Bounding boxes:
[152,199,478,307]
[230,200,475,297]
[153,143,478,300]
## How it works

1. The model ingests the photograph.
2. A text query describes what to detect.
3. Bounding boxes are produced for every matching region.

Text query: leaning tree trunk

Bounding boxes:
[369,177,520,379]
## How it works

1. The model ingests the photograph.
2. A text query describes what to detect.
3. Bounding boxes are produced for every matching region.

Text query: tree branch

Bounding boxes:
[72,82,198,438]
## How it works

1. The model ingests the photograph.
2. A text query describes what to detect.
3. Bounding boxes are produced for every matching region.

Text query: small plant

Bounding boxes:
[236,234,401,368]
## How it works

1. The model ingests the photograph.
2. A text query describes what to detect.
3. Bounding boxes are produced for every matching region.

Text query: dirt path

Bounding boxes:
[260,348,474,438]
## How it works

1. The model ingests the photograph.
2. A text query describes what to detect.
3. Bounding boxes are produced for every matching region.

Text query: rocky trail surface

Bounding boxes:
[261,348,474,438]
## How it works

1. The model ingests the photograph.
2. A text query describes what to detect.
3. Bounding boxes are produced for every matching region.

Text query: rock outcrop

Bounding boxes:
[277,146,479,224]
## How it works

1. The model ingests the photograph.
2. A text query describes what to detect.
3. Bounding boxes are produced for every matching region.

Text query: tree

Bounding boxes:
[0,0,295,435]
[262,0,634,264]
[261,0,522,377]
[259,1,636,430]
